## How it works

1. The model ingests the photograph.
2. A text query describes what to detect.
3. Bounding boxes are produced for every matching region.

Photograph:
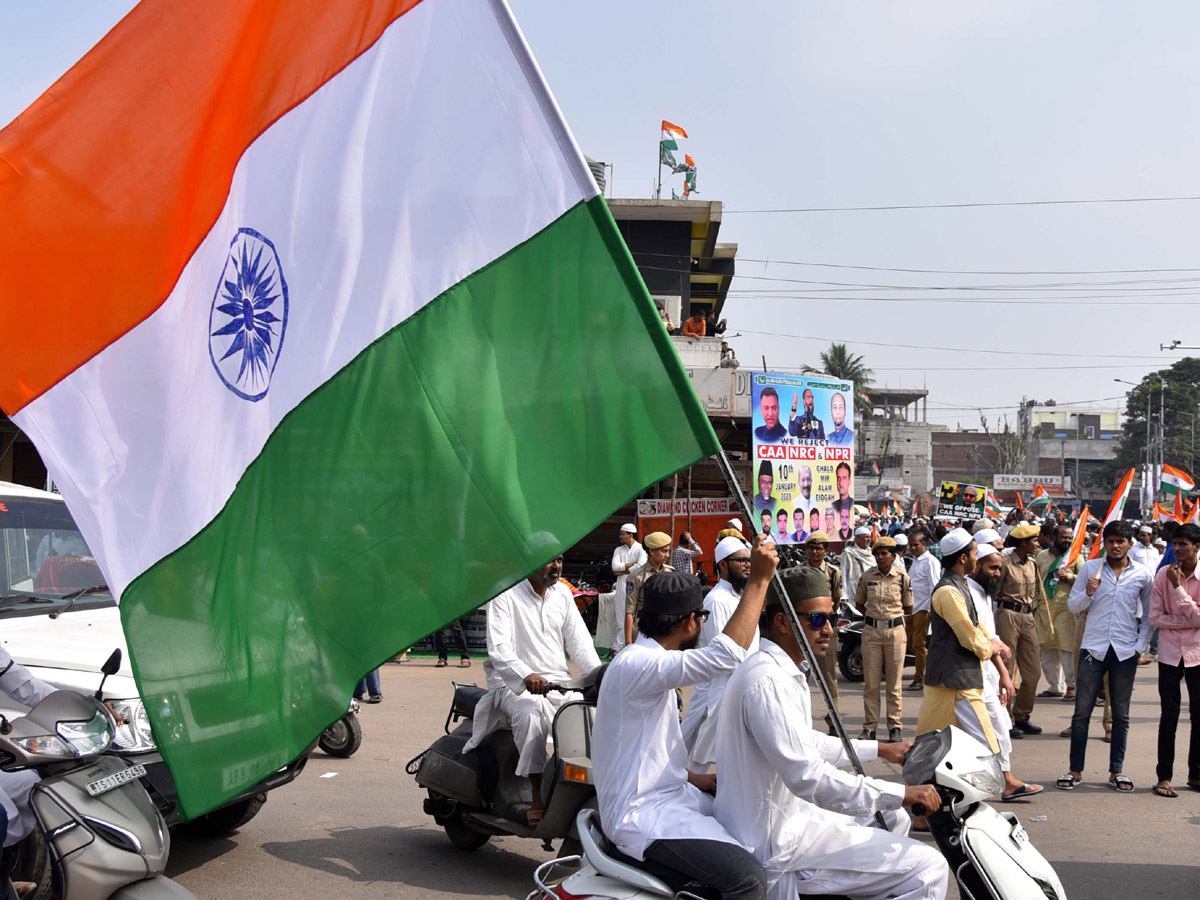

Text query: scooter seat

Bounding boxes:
[575,809,709,898]
[452,683,486,719]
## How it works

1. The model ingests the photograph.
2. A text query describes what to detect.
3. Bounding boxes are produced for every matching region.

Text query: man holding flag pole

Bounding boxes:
[1036,520,1087,701]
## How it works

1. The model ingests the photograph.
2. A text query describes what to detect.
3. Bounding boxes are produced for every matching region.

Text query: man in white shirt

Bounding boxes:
[968,545,1044,801]
[1129,525,1162,571]
[593,538,777,900]
[612,523,648,653]
[906,529,942,692]
[1060,520,1154,793]
[463,553,601,824]
[714,564,948,900]
[680,536,755,768]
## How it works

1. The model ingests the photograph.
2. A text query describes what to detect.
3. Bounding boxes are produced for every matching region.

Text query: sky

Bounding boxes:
[3,1,1198,429]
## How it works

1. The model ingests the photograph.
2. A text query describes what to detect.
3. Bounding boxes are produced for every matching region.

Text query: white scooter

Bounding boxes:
[528,726,1065,900]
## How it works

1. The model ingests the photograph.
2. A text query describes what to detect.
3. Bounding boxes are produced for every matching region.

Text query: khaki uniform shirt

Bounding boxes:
[853,566,913,620]
[626,563,674,628]
[809,559,843,605]
[994,552,1045,611]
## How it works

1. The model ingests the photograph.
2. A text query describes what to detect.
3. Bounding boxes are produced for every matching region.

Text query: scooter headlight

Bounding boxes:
[12,734,76,759]
[109,699,157,752]
[56,710,114,756]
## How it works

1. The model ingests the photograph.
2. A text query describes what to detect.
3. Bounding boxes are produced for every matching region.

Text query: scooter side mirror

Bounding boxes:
[102,649,122,676]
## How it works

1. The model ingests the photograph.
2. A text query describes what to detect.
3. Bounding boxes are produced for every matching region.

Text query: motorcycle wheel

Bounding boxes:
[839,641,865,682]
[319,713,363,758]
[444,814,491,850]
[178,793,267,838]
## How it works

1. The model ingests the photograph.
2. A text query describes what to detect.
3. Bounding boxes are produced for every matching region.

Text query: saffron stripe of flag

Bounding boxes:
[3,0,719,816]
[1088,469,1135,559]
[662,119,688,139]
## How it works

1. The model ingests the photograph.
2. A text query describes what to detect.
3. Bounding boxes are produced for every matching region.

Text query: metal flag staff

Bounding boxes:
[712,448,888,829]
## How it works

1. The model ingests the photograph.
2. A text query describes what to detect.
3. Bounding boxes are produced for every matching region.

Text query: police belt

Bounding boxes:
[864,615,905,629]
[997,600,1034,614]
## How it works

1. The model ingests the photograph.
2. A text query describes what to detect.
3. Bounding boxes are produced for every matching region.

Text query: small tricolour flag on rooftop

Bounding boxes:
[1,0,719,817]
[1161,463,1194,497]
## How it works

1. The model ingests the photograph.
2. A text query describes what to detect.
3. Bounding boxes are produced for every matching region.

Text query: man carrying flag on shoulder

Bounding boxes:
[1036,522,1085,702]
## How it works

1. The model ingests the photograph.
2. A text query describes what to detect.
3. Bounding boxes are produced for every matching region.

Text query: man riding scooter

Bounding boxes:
[592,537,778,900]
[462,552,601,826]
[713,564,949,900]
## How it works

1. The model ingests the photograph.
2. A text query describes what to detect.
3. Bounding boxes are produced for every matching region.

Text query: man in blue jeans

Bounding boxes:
[1058,520,1154,793]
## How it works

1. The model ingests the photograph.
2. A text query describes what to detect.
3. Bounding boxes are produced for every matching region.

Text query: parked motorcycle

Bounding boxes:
[318,699,362,758]
[2,649,197,900]
[836,602,915,682]
[408,665,606,852]
[530,726,1065,900]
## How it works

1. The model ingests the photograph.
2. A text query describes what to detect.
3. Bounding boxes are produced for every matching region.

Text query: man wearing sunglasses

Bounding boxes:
[681,536,757,768]
[803,532,844,712]
[594,537,779,900]
[714,565,949,900]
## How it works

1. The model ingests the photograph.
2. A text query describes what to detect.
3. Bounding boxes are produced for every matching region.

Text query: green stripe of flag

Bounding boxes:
[120,196,719,816]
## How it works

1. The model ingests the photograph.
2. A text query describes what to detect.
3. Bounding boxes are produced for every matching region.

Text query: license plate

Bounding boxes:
[86,763,147,797]
[1010,823,1029,848]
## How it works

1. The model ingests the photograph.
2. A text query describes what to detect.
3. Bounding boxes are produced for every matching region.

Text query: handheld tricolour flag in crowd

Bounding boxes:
[1028,484,1053,510]
[1044,505,1089,597]
[1161,463,1194,497]
[985,495,1003,520]
[1174,490,1186,522]
[0,0,720,817]
[1089,469,1135,559]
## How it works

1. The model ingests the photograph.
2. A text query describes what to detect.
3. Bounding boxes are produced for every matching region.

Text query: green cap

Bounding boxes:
[766,564,831,607]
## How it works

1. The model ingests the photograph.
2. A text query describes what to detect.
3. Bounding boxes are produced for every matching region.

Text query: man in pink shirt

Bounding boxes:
[1149,522,1200,798]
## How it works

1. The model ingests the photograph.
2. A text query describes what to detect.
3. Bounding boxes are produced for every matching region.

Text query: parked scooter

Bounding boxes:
[530,726,1065,900]
[1,649,197,900]
[318,699,362,758]
[409,665,605,852]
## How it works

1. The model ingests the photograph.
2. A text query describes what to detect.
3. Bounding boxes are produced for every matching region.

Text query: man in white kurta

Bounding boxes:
[594,543,776,900]
[714,565,948,900]
[611,524,648,653]
[967,545,1044,801]
[463,554,600,820]
[679,536,755,769]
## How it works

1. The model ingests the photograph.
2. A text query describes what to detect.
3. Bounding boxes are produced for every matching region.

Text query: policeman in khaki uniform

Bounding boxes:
[804,531,843,711]
[994,522,1048,736]
[853,537,913,742]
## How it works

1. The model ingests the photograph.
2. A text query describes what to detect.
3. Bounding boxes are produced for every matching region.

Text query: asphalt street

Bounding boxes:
[166,658,1200,900]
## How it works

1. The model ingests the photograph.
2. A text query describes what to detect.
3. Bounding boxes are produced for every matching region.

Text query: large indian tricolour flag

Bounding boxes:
[0,0,718,816]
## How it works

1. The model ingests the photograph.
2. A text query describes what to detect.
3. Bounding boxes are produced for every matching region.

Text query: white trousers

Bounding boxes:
[791,809,949,900]
[1039,647,1075,693]
[954,696,1012,774]
[498,690,577,777]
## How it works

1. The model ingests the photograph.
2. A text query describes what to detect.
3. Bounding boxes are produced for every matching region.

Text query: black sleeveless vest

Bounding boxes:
[923,570,984,691]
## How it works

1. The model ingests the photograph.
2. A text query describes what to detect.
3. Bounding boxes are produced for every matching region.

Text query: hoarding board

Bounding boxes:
[750,371,855,545]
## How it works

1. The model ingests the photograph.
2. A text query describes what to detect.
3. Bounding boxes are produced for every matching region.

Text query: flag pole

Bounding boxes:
[710,449,887,829]
[654,124,661,199]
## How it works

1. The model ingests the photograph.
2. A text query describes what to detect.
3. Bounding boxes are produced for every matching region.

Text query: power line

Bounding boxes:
[631,248,1200,277]
[736,328,1173,361]
[723,292,1200,306]
[723,194,1200,214]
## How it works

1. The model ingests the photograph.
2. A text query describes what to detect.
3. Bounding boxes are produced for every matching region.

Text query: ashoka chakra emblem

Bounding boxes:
[208,228,289,402]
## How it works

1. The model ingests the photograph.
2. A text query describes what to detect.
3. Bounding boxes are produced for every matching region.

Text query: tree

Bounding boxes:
[979,413,1026,476]
[1104,357,1200,484]
[805,343,874,394]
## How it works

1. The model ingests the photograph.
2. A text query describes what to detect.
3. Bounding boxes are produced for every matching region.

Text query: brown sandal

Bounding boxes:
[435,659,448,668]
[459,658,472,668]
[1154,782,1178,798]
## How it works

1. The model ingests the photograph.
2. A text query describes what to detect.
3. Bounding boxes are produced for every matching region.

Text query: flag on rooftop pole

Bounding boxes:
[1160,463,1194,497]
[0,0,720,818]
[1088,469,1135,559]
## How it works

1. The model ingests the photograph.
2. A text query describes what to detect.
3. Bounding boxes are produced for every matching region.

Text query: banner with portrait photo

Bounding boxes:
[749,371,855,546]
[937,480,989,520]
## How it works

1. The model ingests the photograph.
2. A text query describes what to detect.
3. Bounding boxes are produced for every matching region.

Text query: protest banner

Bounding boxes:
[937,480,990,520]
[750,371,855,546]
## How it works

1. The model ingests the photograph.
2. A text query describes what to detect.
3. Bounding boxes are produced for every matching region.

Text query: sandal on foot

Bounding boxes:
[1056,773,1081,791]
[459,658,472,667]
[1108,775,1134,793]
[366,694,382,704]
[1103,731,1112,743]
[510,803,544,827]
[1059,727,1073,737]
[1061,691,1076,702]
[435,659,448,668]
[1186,779,1200,792]
[1002,784,1044,801]
[1153,782,1178,798]
[1038,690,1064,698]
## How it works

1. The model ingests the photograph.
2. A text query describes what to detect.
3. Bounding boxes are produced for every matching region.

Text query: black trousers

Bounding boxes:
[433,618,470,660]
[643,838,766,900]
[1157,659,1200,782]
